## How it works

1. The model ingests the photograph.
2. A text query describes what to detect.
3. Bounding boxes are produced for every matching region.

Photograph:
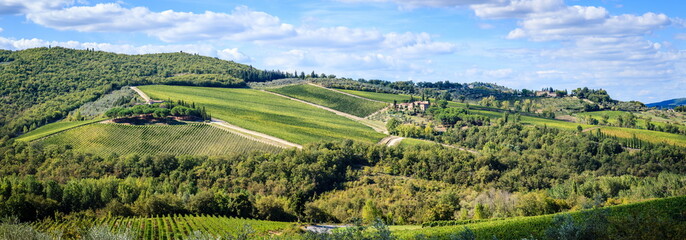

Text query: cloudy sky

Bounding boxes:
[1,0,684,102]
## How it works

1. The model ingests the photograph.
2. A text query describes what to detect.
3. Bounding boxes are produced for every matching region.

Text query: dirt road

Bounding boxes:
[130,86,152,103]
[262,90,388,134]
[209,118,302,149]
[377,135,405,147]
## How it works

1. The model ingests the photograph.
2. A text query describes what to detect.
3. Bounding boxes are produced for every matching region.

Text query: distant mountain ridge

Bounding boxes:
[647,98,686,109]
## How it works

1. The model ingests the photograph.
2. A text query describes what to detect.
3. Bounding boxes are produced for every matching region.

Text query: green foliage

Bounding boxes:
[0,47,289,137]
[138,85,385,144]
[362,200,382,224]
[105,101,210,121]
[36,123,282,157]
[395,196,686,240]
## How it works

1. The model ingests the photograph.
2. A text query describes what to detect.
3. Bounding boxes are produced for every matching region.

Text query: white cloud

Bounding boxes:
[464,68,514,78]
[26,4,296,42]
[676,33,686,40]
[0,0,72,14]
[217,48,251,62]
[471,0,564,19]
[383,32,458,56]
[338,0,497,9]
[0,36,251,60]
[508,8,670,41]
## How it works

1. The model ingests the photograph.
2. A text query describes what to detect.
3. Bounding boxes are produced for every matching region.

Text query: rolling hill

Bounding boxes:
[36,123,282,156]
[137,85,386,144]
[647,97,686,108]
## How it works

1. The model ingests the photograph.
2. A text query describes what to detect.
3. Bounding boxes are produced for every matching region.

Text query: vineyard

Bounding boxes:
[339,89,414,104]
[269,84,387,118]
[36,123,282,156]
[15,118,105,142]
[31,214,293,239]
[138,85,386,144]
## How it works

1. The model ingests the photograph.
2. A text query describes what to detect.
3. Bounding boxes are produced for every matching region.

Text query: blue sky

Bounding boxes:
[0,0,684,103]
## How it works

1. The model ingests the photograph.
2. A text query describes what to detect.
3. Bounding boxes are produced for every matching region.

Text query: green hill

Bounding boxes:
[269,84,388,117]
[395,195,686,239]
[138,85,386,144]
[0,47,290,137]
[647,98,686,109]
[36,123,282,156]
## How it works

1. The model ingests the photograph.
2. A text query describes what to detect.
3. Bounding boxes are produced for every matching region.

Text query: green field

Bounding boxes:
[270,84,387,117]
[37,123,281,156]
[399,138,441,148]
[32,214,293,239]
[138,85,386,144]
[339,89,414,103]
[16,118,104,142]
[576,110,686,131]
[394,196,686,239]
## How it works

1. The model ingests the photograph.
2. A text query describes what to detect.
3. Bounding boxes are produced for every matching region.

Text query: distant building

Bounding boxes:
[396,101,430,112]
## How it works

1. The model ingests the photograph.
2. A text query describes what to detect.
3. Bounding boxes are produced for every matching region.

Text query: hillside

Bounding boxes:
[0,47,291,137]
[269,84,388,118]
[2,48,686,239]
[137,85,386,144]
[647,98,686,108]
[36,123,282,156]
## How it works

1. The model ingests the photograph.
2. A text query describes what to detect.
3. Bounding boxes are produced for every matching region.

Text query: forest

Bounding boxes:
[1,119,684,225]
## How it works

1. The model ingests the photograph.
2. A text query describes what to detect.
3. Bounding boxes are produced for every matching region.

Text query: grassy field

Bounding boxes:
[398,138,442,148]
[15,118,105,142]
[270,84,388,117]
[37,123,282,156]
[576,110,686,131]
[32,214,293,239]
[138,85,386,144]
[339,89,414,103]
[394,195,686,239]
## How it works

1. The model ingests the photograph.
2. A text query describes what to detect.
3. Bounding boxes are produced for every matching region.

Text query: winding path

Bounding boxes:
[130,86,152,103]
[377,135,405,147]
[209,118,302,149]
[262,90,388,134]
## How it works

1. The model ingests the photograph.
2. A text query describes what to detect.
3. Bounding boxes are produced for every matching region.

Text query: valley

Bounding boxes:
[1,48,685,240]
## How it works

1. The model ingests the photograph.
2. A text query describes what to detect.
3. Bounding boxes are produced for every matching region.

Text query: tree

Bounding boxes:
[362,199,382,223]
[386,118,400,134]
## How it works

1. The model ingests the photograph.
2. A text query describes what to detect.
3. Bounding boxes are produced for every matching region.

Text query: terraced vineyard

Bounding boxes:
[138,85,386,144]
[36,123,282,156]
[32,214,293,239]
[270,84,387,117]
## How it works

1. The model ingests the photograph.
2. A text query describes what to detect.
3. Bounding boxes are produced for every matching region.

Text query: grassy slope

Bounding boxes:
[341,90,686,147]
[15,118,104,142]
[339,89,414,103]
[138,85,385,144]
[394,196,686,240]
[270,84,387,117]
[399,138,442,148]
[37,123,282,156]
